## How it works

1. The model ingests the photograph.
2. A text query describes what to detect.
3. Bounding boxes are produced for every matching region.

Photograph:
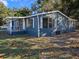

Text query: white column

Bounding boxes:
[40,17,43,28]
[53,14,58,32]
[26,19,28,27]
[69,20,71,29]
[23,18,26,30]
[37,15,40,37]
[73,21,75,28]
[33,18,34,28]
[72,21,74,27]
[55,16,57,28]
[10,20,12,34]
[71,21,75,29]
[6,20,9,31]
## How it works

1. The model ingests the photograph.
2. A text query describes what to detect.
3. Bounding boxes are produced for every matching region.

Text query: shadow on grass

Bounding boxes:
[49,31,79,41]
[0,31,35,40]
[0,47,79,59]
[0,48,40,59]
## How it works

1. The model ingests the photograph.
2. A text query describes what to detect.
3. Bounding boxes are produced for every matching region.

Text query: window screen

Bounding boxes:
[43,17,53,28]
[27,18,33,28]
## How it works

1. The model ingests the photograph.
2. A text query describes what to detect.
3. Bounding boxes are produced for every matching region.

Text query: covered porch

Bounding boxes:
[6,17,35,35]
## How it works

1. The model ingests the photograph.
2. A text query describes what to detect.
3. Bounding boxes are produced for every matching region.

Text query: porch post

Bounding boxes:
[40,17,43,28]
[10,19,12,34]
[72,21,74,27]
[26,19,28,27]
[23,18,26,30]
[69,20,72,30]
[54,14,57,30]
[37,15,40,37]
[33,18,34,28]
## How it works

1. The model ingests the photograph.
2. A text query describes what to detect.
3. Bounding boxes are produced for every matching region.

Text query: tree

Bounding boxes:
[0,2,11,25]
[32,0,79,19]
[31,1,41,13]
[32,0,61,12]
[13,8,32,16]
[58,0,79,19]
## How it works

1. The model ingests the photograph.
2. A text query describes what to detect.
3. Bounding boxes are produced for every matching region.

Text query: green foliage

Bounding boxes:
[0,2,31,25]
[0,3,8,18]
[32,0,61,12]
[13,8,32,16]
[0,2,12,25]
[32,0,79,20]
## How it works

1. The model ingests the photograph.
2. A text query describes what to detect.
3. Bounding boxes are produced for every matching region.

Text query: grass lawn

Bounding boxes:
[0,35,39,59]
[0,31,79,59]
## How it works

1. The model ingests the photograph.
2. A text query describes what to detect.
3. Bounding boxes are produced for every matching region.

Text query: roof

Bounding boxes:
[5,10,75,21]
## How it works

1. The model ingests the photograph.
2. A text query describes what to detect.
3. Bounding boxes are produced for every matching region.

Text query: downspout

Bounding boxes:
[37,15,40,37]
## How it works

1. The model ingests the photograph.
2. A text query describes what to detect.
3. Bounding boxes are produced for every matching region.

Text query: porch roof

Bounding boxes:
[5,10,75,21]
[5,10,59,19]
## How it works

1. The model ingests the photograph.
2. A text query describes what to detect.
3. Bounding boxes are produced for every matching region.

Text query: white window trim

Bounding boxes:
[42,17,53,29]
[48,18,53,28]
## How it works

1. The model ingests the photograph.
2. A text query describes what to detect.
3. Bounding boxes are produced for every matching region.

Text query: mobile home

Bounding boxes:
[5,11,76,37]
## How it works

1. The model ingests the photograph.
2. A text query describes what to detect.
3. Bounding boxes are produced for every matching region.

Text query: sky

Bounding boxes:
[0,0,36,9]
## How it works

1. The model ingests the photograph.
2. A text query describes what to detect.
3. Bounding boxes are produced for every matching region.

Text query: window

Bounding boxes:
[43,17,53,28]
[27,18,33,28]
[25,18,28,28]
[13,19,23,31]
[43,17,48,28]
[48,18,53,28]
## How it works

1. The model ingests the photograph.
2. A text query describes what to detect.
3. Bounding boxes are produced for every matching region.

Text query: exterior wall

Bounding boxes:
[39,12,75,37]
[56,12,69,32]
[57,12,75,32]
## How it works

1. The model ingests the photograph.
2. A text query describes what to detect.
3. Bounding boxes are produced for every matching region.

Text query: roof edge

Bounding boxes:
[5,10,75,21]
